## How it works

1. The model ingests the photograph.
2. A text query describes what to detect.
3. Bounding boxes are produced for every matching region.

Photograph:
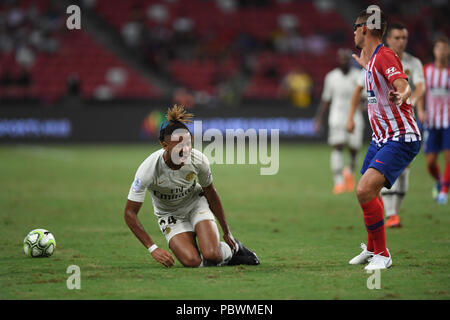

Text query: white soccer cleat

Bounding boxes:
[349,243,374,265]
[364,250,392,270]
[436,192,448,205]
[432,182,441,200]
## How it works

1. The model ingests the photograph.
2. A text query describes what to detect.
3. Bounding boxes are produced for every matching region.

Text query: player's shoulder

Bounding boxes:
[403,51,419,62]
[377,46,399,61]
[135,148,164,178]
[374,46,406,78]
[190,148,210,166]
[325,68,349,83]
[349,67,362,76]
[379,45,396,56]
[404,52,423,67]
[325,68,339,79]
[142,148,164,166]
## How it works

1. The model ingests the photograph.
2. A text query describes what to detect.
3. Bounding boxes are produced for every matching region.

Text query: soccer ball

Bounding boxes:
[23,229,56,257]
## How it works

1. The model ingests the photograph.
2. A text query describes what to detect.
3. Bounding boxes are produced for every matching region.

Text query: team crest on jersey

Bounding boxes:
[185,172,196,182]
[165,227,171,235]
[405,69,410,77]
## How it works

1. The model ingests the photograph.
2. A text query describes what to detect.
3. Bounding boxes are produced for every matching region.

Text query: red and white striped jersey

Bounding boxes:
[364,44,421,145]
[424,63,449,129]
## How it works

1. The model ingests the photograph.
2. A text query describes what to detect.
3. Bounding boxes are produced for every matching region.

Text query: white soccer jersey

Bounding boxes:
[357,68,365,87]
[401,51,425,91]
[321,67,364,128]
[128,148,213,218]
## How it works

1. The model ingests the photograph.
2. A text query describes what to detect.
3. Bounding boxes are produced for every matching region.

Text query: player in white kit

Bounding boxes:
[315,48,365,194]
[347,23,425,228]
[124,105,259,268]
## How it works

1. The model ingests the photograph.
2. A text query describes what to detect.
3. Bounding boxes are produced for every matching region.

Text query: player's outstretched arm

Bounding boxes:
[314,100,331,133]
[124,200,175,267]
[389,78,411,106]
[202,183,237,252]
[347,85,363,133]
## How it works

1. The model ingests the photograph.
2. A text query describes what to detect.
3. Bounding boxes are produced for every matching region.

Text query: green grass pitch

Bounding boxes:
[0,143,448,299]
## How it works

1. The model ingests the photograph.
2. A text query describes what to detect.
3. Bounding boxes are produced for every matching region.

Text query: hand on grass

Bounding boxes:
[151,248,175,268]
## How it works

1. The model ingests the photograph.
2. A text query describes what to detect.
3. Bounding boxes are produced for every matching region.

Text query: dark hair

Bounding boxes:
[434,35,449,47]
[356,7,387,39]
[387,22,406,37]
[159,104,193,143]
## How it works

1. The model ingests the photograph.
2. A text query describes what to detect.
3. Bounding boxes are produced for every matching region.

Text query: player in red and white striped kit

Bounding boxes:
[349,8,421,270]
[417,36,450,204]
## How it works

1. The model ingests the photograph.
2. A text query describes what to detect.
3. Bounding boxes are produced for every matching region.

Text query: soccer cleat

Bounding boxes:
[227,239,260,266]
[349,243,374,265]
[436,192,448,205]
[343,167,355,192]
[432,182,441,200]
[364,250,392,270]
[333,183,346,195]
[385,214,402,228]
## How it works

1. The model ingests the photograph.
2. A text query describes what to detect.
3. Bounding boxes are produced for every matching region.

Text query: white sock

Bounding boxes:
[394,168,409,214]
[218,242,233,266]
[381,185,397,217]
[200,242,233,267]
[331,149,344,185]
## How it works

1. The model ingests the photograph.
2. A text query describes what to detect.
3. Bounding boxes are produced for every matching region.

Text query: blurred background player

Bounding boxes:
[380,23,426,227]
[124,105,260,268]
[417,36,450,204]
[347,23,426,228]
[349,8,421,270]
[315,48,364,194]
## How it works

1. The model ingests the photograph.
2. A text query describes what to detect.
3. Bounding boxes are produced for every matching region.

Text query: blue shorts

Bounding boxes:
[361,139,421,189]
[424,127,450,154]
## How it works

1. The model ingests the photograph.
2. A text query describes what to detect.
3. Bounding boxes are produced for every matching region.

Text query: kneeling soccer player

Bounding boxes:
[124,105,259,268]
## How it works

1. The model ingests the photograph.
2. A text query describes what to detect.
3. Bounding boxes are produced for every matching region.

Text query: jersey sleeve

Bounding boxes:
[376,50,408,85]
[127,159,154,203]
[196,152,213,188]
[321,73,332,102]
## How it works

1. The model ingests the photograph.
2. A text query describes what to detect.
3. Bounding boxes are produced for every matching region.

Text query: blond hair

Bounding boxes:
[166,104,193,124]
[159,105,194,142]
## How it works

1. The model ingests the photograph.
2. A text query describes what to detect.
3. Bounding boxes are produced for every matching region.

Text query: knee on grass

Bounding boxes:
[200,247,223,264]
[180,254,202,268]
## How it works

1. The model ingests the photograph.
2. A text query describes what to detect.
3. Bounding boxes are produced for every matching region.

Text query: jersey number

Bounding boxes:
[160,216,178,226]
[168,216,177,224]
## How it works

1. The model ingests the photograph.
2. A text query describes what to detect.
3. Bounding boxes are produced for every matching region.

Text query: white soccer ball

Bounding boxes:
[23,229,56,257]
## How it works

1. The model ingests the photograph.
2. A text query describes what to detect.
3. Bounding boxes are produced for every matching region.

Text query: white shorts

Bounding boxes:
[328,125,364,149]
[157,196,216,243]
